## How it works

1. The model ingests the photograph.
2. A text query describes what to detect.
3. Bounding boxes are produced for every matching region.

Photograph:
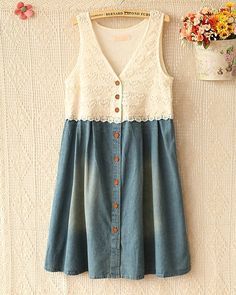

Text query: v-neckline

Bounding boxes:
[86,10,154,81]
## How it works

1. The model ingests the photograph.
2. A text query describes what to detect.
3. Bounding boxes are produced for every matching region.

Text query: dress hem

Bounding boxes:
[44,265,191,280]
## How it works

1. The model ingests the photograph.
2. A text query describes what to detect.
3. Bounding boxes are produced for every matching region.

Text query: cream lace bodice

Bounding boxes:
[64,9,174,123]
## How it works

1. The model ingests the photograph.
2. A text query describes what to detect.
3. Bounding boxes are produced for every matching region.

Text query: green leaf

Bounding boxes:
[203,42,210,49]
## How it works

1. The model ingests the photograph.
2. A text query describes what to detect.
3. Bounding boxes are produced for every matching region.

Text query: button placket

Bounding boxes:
[114,80,122,118]
[110,79,122,275]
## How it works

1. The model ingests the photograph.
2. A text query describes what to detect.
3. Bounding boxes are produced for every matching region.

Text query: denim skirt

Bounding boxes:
[44,118,191,280]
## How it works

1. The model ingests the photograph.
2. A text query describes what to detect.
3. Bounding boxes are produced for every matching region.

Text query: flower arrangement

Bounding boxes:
[179,2,236,48]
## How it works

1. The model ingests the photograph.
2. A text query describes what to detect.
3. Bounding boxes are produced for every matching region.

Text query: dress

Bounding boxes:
[44,9,191,280]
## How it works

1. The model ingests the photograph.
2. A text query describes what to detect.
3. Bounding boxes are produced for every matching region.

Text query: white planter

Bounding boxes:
[194,39,236,80]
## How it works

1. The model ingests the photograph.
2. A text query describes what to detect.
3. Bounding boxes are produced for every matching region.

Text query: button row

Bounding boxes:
[114,81,121,113]
[112,82,120,235]
[112,104,120,232]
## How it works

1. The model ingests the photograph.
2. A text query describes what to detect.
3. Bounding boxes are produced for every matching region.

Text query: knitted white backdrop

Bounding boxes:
[1,0,236,294]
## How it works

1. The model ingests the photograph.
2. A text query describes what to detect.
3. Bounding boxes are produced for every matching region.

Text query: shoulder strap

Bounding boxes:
[76,11,90,36]
[152,10,174,79]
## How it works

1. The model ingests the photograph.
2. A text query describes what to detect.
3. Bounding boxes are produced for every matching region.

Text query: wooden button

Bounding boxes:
[113,131,120,139]
[114,155,119,162]
[115,107,119,112]
[115,80,120,85]
[114,178,119,185]
[113,202,119,209]
[115,94,120,99]
[112,226,118,233]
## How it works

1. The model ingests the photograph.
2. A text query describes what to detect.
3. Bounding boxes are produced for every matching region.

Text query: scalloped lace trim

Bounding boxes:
[65,114,173,123]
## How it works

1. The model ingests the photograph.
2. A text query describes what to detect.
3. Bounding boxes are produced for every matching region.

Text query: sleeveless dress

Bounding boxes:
[44,9,191,280]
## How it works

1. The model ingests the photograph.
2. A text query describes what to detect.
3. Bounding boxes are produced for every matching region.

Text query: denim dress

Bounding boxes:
[44,9,191,280]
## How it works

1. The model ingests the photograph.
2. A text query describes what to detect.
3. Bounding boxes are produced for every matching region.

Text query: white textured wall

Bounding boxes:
[1,0,236,294]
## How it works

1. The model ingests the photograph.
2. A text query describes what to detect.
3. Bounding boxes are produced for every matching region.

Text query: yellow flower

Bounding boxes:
[227,24,235,33]
[219,29,230,39]
[216,21,229,32]
[222,10,231,16]
[217,13,229,22]
[226,2,235,8]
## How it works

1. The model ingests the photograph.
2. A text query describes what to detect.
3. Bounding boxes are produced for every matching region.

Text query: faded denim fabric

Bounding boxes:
[44,118,191,279]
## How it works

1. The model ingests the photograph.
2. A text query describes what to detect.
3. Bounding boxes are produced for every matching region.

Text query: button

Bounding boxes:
[115,80,120,85]
[114,155,119,162]
[115,107,119,113]
[112,226,119,233]
[113,131,120,139]
[115,94,120,99]
[113,202,119,209]
[114,178,119,185]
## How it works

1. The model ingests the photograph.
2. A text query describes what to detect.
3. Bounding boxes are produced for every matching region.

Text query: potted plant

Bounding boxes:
[179,2,236,80]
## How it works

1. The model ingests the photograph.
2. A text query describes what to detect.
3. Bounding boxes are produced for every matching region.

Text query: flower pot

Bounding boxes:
[194,39,236,80]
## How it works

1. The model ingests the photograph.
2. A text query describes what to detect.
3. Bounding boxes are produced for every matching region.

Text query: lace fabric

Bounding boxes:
[64,9,174,123]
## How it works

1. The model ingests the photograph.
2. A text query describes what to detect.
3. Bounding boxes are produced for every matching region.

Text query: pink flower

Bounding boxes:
[14,2,34,20]
[193,17,201,25]
[200,6,212,15]
[187,12,196,23]
[187,12,195,18]
[197,33,204,41]
[186,35,193,41]
[192,25,199,34]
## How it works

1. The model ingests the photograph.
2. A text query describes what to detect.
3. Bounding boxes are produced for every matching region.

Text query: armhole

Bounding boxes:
[158,13,174,80]
[64,15,82,85]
